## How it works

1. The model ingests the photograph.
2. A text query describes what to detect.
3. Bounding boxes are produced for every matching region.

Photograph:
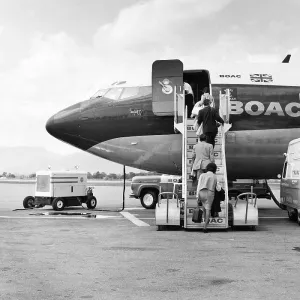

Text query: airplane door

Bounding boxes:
[152,60,183,116]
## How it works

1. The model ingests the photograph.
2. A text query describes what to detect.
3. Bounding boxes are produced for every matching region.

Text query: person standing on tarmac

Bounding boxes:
[197,98,224,148]
[196,162,218,233]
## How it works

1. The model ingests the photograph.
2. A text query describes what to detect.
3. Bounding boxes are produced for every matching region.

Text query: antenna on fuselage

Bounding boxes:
[111,81,127,86]
[282,54,291,63]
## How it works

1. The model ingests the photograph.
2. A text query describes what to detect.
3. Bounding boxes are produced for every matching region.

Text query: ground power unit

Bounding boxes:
[23,170,97,211]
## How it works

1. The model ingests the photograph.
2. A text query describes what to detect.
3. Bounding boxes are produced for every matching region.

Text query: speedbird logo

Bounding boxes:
[159,78,173,95]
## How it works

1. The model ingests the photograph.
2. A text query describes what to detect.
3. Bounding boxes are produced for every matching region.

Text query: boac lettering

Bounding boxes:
[230,101,243,115]
[219,74,241,78]
[209,218,224,223]
[245,101,264,116]
[230,101,300,117]
[264,102,284,116]
[285,103,300,117]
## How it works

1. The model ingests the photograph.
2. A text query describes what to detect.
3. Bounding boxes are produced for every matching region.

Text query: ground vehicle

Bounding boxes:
[23,170,97,211]
[130,175,181,209]
[280,138,300,225]
[131,174,267,209]
[228,180,270,199]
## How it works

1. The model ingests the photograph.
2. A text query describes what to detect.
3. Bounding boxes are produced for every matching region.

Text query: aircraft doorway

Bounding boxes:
[183,70,211,104]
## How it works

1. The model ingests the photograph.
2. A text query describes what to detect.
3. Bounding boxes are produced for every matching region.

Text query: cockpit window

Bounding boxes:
[120,87,140,100]
[104,88,123,100]
[91,89,109,99]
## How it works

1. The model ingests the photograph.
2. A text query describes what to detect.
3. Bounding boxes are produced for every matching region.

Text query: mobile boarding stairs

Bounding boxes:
[155,79,258,231]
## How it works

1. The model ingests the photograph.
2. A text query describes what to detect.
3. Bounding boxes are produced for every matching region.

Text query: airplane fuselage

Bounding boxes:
[46,66,300,180]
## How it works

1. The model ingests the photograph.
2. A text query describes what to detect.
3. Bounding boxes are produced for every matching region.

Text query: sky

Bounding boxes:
[1,0,300,157]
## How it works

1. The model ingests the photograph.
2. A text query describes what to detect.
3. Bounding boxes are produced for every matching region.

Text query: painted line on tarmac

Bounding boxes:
[0,215,122,220]
[120,212,150,226]
[124,207,145,210]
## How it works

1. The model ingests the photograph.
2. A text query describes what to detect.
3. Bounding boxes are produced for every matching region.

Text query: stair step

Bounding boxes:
[187,151,193,158]
[215,137,222,145]
[214,145,221,151]
[187,137,198,144]
[214,152,221,159]
[187,125,196,132]
[186,119,195,125]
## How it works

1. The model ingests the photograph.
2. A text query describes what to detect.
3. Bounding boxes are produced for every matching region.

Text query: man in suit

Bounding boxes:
[197,98,224,148]
[192,134,214,179]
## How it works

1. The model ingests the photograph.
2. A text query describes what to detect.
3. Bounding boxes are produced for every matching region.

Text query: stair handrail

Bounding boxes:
[235,192,257,224]
[157,192,179,208]
[174,85,178,124]
[219,125,229,227]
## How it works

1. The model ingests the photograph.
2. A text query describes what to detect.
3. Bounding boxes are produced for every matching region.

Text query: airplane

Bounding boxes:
[46,56,300,181]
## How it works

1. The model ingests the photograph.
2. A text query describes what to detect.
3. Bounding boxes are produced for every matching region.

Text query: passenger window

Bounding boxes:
[104,88,123,100]
[282,162,287,178]
[120,87,140,100]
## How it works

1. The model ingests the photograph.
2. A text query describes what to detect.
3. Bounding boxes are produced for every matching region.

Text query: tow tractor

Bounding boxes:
[23,170,97,211]
[152,59,259,231]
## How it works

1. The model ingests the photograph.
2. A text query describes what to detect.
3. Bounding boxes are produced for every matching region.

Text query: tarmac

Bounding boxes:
[1,189,300,299]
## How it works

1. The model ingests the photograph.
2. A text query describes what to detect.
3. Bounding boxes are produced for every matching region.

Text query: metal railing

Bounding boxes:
[174,85,184,126]
[157,192,180,224]
[234,192,257,224]
[219,89,230,123]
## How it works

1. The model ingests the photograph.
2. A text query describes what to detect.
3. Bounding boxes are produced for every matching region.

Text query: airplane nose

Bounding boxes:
[45,103,81,144]
[45,116,55,136]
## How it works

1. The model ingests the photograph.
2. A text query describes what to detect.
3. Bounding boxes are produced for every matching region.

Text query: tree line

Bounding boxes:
[0,172,16,178]
[88,171,160,180]
[1,171,161,180]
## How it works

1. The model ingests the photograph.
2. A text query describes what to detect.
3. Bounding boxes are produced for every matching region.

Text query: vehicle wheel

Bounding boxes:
[297,211,300,226]
[23,196,35,208]
[140,190,158,209]
[288,210,297,222]
[86,196,97,209]
[52,198,65,211]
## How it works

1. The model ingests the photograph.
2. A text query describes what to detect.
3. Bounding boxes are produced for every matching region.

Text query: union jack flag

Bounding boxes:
[250,74,273,83]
